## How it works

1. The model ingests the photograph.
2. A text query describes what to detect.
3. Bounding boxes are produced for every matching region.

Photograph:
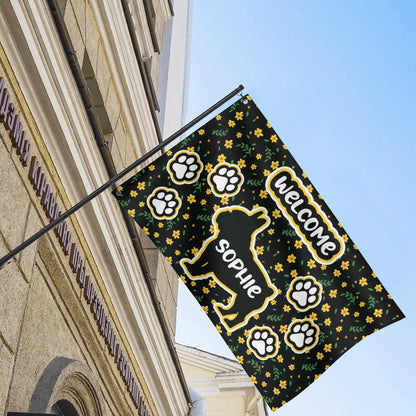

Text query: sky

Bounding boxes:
[175,1,416,414]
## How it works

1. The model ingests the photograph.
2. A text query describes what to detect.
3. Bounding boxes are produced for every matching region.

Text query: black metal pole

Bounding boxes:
[0,85,244,268]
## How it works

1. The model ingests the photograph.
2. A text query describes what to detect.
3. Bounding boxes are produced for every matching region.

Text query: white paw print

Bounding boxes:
[208,163,244,196]
[167,150,203,184]
[147,187,181,219]
[287,276,322,311]
[285,319,319,353]
[247,326,279,359]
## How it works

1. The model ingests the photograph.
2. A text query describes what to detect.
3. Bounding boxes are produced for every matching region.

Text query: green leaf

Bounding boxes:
[301,362,318,372]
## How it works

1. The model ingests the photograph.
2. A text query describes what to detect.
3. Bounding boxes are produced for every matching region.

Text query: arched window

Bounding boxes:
[51,399,78,416]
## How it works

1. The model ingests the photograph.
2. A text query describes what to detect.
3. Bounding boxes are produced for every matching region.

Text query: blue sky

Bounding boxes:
[176,1,416,414]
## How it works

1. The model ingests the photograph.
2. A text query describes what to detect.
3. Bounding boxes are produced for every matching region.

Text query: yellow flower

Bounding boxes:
[238,336,245,344]
[202,306,208,314]
[256,246,264,255]
[309,312,318,321]
[321,303,330,312]
[324,318,331,326]
[221,196,229,205]
[374,309,383,318]
[341,261,349,270]
[342,233,349,242]
[216,325,222,333]
[205,163,213,172]
[183,213,189,220]
[251,164,257,170]
[148,164,155,171]
[287,254,296,263]
[283,304,291,312]
[166,238,173,245]
[235,111,243,120]
[228,120,236,127]
[340,307,349,316]
[274,263,283,272]
[237,158,246,168]
[336,326,342,332]
[259,189,268,199]
[142,227,149,235]
[263,169,271,177]
[277,355,284,363]
[128,209,135,217]
[270,160,279,169]
[270,134,278,143]
[172,230,180,239]
[166,257,172,264]
[307,259,316,269]
[366,316,374,323]
[158,222,164,228]
[265,372,271,378]
[268,229,275,235]
[272,209,281,219]
[279,324,287,334]
[254,128,263,138]
[306,184,313,192]
[324,343,332,352]
[208,279,216,288]
[290,269,298,278]
[200,199,207,205]
[237,356,244,364]
[316,352,324,360]
[256,153,262,159]
[375,284,383,292]
[191,247,199,256]
[202,287,210,294]
[294,240,303,249]
[117,185,123,191]
[139,201,145,207]
[198,129,205,135]
[236,132,242,138]
[273,387,280,396]
[288,364,295,371]
[187,194,196,203]
[225,139,233,149]
[217,154,226,163]
[137,181,145,190]
[130,190,138,197]
[250,375,257,384]
[359,277,368,286]
[216,114,222,120]
[329,289,338,298]
[154,232,159,238]
[333,269,341,277]
[279,380,287,389]
[262,381,267,388]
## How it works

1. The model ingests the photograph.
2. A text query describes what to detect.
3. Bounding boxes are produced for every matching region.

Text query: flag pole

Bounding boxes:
[0,85,244,268]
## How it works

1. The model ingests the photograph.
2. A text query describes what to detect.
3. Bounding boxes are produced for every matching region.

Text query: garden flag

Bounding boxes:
[113,95,404,411]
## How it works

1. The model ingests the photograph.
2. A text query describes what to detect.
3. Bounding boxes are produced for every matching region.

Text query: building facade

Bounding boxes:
[0,0,192,415]
[177,344,267,416]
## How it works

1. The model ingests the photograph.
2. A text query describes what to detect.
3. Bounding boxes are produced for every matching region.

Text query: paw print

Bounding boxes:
[208,163,244,196]
[147,187,181,219]
[285,319,319,353]
[287,276,322,311]
[247,326,279,360]
[167,150,203,184]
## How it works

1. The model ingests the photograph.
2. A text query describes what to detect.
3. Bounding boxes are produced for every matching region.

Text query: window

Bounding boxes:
[51,399,78,416]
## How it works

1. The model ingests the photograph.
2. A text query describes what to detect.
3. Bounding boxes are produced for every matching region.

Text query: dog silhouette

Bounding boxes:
[180,206,278,331]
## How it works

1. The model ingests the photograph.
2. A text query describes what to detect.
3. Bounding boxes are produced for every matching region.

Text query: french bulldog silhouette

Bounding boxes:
[181,206,278,331]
